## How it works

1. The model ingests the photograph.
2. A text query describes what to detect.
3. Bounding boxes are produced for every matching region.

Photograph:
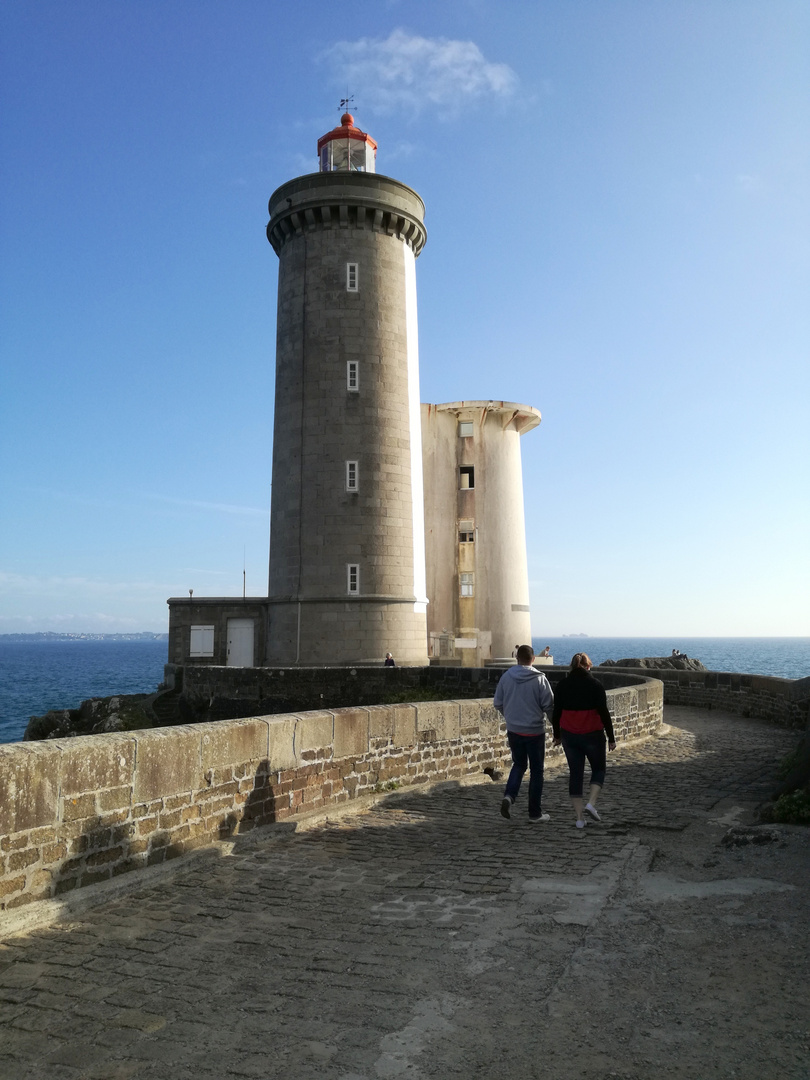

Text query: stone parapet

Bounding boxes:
[602,667,809,729]
[0,678,662,914]
[267,172,427,257]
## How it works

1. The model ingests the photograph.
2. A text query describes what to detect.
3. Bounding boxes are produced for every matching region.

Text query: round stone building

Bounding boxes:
[265,114,430,665]
[421,400,541,666]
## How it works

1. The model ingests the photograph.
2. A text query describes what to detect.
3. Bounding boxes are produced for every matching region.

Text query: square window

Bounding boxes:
[458,421,474,437]
[347,563,360,594]
[189,625,214,658]
[460,573,475,598]
[347,361,359,391]
[346,263,358,291]
[346,460,358,491]
[459,466,475,489]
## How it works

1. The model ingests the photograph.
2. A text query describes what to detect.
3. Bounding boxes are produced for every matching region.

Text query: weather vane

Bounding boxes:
[339,93,356,114]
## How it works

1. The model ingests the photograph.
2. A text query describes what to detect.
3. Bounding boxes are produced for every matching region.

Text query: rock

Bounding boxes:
[25,694,157,740]
[721,826,780,847]
[772,730,810,800]
[598,656,707,671]
[94,713,126,733]
[24,709,78,740]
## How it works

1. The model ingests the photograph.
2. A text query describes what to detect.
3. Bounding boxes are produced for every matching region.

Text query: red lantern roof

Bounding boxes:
[317,113,378,155]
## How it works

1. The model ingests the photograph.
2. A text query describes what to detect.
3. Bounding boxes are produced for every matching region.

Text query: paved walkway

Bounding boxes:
[1,707,808,1080]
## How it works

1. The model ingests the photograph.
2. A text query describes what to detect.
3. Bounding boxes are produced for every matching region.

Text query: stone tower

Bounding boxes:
[265,113,430,665]
[422,400,541,666]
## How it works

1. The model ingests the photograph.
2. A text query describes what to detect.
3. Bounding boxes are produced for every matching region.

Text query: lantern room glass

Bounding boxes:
[319,139,375,174]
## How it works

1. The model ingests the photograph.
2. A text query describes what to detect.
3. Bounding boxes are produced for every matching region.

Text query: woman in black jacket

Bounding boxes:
[552,653,616,829]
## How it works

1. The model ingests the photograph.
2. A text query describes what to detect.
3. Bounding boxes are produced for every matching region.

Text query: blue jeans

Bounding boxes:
[560,729,607,798]
[504,730,546,818]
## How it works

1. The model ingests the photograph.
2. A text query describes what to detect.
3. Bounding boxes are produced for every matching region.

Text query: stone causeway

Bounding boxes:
[0,704,808,1079]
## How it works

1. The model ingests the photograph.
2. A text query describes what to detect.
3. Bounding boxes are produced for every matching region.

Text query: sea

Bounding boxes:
[531,636,809,681]
[0,636,808,746]
[0,639,168,745]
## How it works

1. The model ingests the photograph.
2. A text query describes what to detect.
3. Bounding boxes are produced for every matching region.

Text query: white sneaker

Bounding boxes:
[575,819,587,829]
[528,813,551,823]
[585,803,601,822]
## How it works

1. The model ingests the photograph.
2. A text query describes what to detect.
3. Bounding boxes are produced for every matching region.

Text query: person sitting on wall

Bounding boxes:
[384,652,396,667]
[495,645,554,823]
[541,646,551,657]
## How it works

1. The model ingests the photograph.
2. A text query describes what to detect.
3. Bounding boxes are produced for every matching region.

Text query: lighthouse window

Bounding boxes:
[459,519,475,543]
[458,422,474,437]
[460,573,475,598]
[189,625,215,658]
[346,460,358,491]
[347,361,359,391]
[346,263,358,291]
[459,466,475,489]
[347,564,360,594]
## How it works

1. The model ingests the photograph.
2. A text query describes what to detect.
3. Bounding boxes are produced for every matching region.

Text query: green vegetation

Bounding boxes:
[373,780,401,793]
[775,746,803,781]
[769,789,810,825]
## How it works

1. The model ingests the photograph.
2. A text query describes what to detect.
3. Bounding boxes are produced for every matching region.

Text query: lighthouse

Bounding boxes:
[265,113,430,665]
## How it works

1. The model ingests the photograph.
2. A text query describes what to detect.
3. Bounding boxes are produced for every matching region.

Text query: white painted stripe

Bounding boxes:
[403,244,428,609]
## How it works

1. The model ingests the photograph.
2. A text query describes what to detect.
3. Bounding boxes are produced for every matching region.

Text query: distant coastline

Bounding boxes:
[0,632,168,643]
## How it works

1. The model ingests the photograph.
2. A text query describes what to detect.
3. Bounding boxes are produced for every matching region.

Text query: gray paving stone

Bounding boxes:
[0,707,807,1079]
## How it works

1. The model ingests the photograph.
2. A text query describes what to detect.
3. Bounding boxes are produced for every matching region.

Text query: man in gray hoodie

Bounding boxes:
[494,644,554,822]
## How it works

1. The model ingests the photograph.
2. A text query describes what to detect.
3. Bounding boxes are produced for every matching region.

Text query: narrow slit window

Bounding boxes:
[459,519,475,543]
[459,466,475,489]
[347,361,359,391]
[346,263,358,291]
[460,573,475,598]
[347,563,359,594]
[346,460,358,491]
[458,421,474,437]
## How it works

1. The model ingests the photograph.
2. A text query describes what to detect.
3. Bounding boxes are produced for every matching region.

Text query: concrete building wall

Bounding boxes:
[422,402,540,665]
[266,173,429,665]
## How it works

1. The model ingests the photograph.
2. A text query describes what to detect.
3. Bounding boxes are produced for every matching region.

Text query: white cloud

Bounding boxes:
[322,29,517,117]
[145,493,267,518]
[0,571,168,596]
[15,486,267,520]
[735,173,763,194]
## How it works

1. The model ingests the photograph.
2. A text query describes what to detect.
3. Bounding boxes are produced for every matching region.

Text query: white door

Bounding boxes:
[226,618,254,667]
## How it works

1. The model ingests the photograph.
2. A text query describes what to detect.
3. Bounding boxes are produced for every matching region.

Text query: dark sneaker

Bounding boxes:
[500,796,513,819]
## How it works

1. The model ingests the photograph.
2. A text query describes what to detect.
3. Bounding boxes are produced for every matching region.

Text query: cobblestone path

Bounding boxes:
[0,707,808,1080]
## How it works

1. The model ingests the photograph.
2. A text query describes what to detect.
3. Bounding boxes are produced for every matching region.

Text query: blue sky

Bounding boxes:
[1,1,808,636]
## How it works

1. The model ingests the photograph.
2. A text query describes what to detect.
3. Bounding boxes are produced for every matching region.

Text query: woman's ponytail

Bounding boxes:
[570,652,592,672]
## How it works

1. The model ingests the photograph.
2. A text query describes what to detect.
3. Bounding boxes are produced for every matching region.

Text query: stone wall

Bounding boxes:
[166,598,268,668]
[603,667,809,730]
[0,678,662,913]
[167,662,654,724]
